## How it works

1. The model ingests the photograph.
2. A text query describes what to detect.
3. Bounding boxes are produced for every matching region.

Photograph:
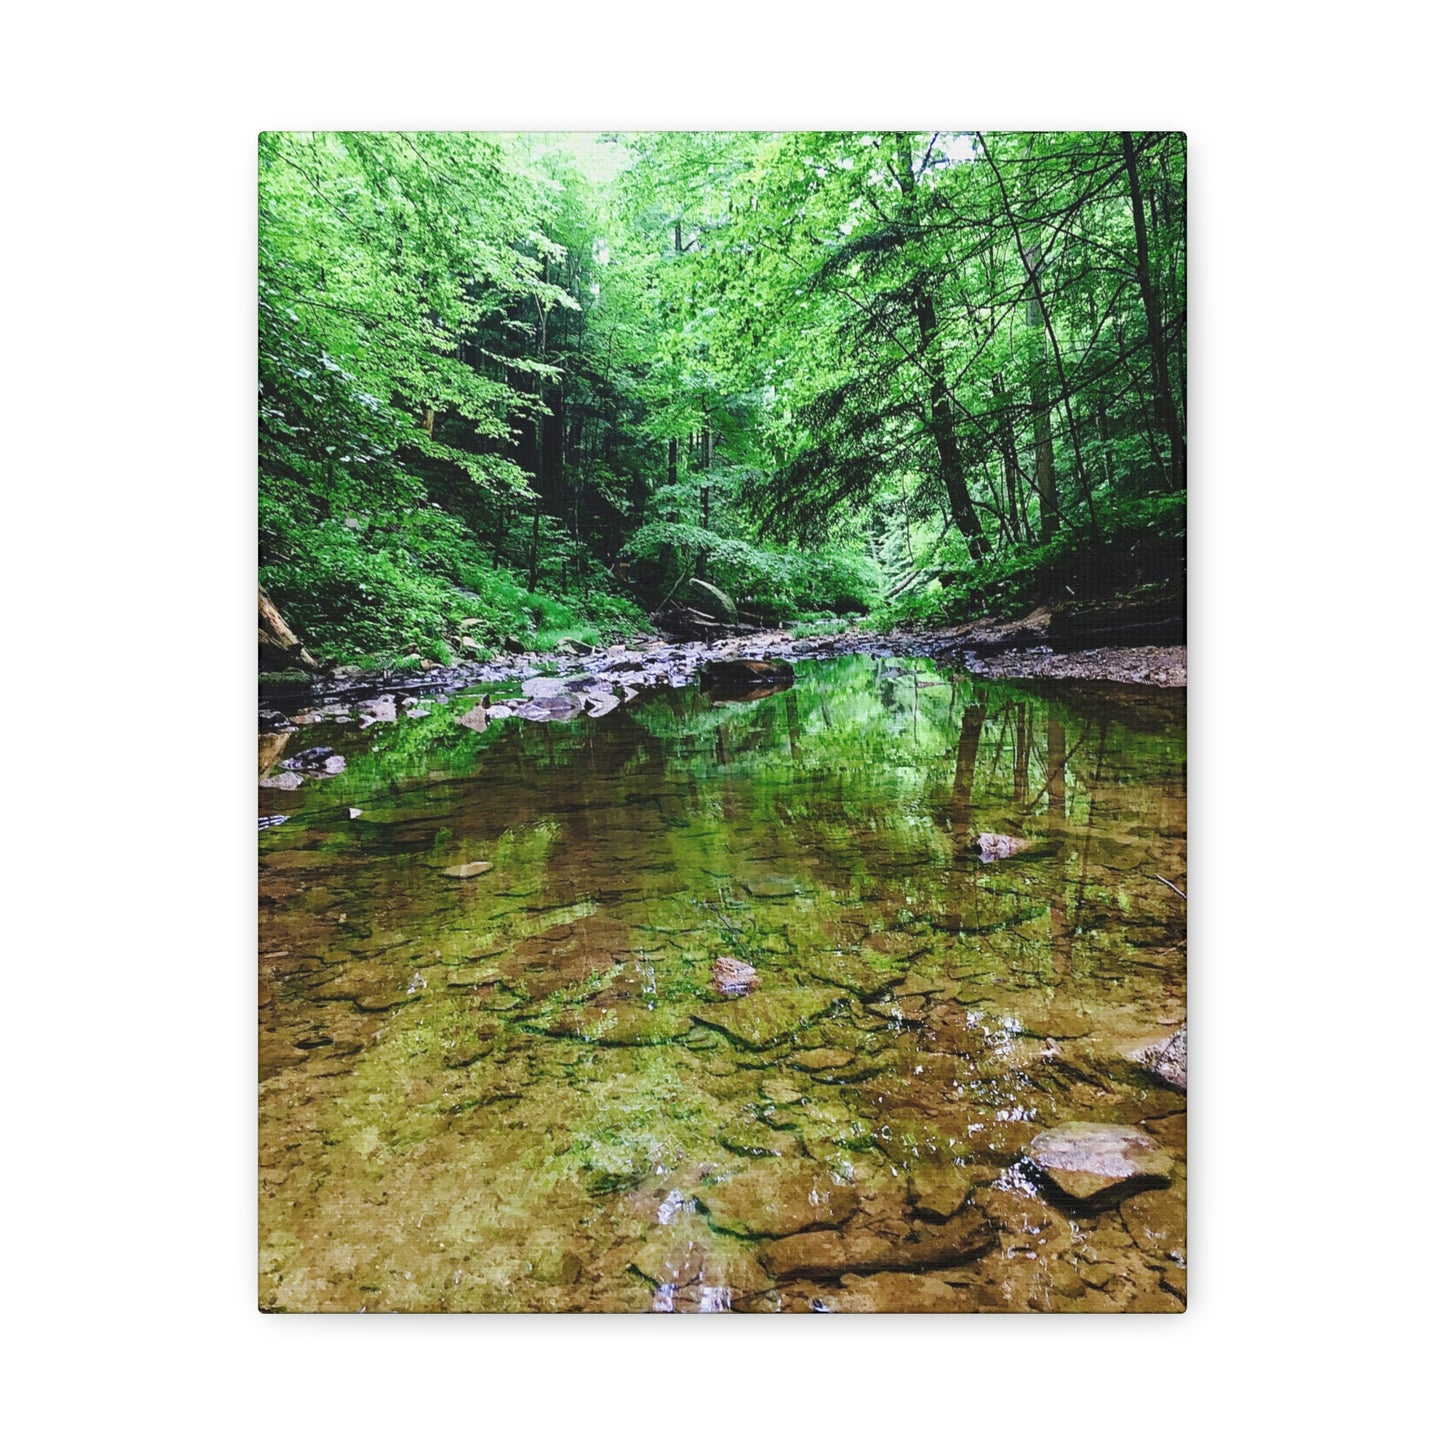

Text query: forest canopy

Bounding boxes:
[258,130,1185,666]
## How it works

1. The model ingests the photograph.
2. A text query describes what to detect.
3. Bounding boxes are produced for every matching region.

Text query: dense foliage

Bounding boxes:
[259,131,1185,664]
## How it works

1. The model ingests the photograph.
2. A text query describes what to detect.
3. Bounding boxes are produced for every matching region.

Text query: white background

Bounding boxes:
[4,2,1438,1439]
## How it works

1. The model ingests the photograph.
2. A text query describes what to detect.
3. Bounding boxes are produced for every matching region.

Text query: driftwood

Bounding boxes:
[259,588,321,672]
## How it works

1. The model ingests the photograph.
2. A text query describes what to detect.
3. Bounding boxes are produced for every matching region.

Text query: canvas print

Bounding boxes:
[259,131,1186,1313]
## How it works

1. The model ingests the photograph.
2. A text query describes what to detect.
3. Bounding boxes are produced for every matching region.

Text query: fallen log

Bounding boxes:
[259,588,321,672]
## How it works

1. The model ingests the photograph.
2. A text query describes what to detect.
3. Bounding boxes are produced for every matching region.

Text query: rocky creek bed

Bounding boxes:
[259,651,1186,1312]
[260,621,1186,737]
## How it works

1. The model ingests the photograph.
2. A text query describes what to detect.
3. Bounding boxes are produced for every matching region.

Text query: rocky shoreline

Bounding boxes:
[259,622,1185,731]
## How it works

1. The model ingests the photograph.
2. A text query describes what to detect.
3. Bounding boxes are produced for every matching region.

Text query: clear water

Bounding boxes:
[259,654,1186,1312]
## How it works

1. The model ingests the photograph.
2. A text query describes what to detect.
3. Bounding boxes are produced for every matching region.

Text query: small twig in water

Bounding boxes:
[1152,873,1187,901]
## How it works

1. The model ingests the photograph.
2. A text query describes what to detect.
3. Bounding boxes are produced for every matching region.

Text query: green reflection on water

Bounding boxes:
[260,655,1186,1313]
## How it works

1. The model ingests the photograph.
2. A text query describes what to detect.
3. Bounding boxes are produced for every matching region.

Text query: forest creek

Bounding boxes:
[259,131,1185,1312]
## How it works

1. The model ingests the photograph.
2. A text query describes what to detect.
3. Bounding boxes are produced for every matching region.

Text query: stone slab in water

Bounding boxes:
[836,1271,960,1313]
[792,1047,855,1073]
[743,874,806,899]
[691,986,844,1050]
[712,954,758,997]
[1025,1123,1173,1209]
[1129,1025,1187,1090]
[759,1211,994,1279]
[529,1002,697,1046]
[441,861,494,879]
[697,1160,859,1238]
[906,1163,989,1222]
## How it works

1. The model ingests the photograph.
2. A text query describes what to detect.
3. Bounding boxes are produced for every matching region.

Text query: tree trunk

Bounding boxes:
[1120,131,1185,491]
[527,501,541,592]
[1025,246,1060,542]
[895,134,990,561]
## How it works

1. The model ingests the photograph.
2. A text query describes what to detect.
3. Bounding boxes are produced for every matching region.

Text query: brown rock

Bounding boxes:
[759,1211,994,1280]
[1129,1025,1187,1090]
[907,1163,988,1221]
[1120,1183,1187,1265]
[1025,1123,1173,1210]
[836,1272,960,1313]
[712,955,758,998]
[697,1161,859,1238]
[792,1048,855,1073]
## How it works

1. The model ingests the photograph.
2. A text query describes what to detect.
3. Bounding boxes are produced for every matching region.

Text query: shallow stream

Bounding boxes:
[259,653,1186,1312]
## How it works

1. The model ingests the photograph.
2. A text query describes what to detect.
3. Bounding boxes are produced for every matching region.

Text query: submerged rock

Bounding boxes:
[697,1160,860,1238]
[1129,1025,1187,1091]
[836,1272,961,1313]
[759,1211,994,1280]
[906,1163,990,1222]
[712,955,758,997]
[1024,1123,1173,1209]
[530,1002,696,1046]
[792,1048,855,1073]
[441,861,494,879]
[692,986,843,1050]
[744,875,803,899]
[972,832,1030,862]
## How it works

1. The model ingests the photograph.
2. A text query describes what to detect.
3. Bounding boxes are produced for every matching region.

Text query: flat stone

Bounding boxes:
[744,876,803,899]
[692,986,843,1050]
[441,861,494,879]
[1025,1123,1174,1210]
[359,698,396,723]
[836,1272,960,1313]
[514,696,583,722]
[907,1163,988,1221]
[697,1161,860,1238]
[456,703,490,733]
[792,1048,855,1073]
[1120,1183,1187,1265]
[1129,1025,1187,1090]
[805,953,908,996]
[520,676,569,698]
[712,955,758,997]
[530,1002,697,1046]
[759,1211,994,1280]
